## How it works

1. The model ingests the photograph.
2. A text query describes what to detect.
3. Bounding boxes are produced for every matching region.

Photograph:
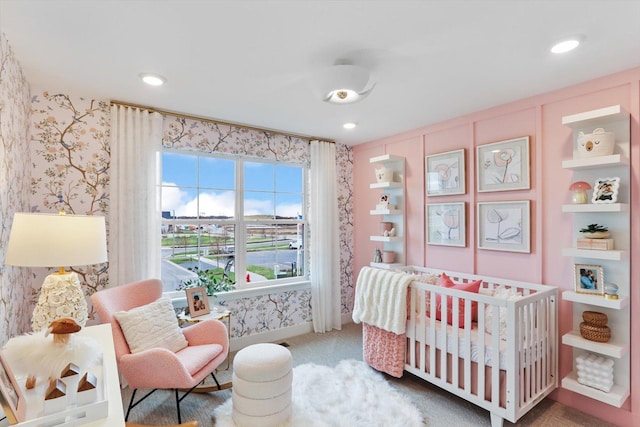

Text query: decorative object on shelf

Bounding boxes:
[576,353,614,393]
[425,148,466,196]
[382,251,396,263]
[376,193,394,210]
[576,238,614,251]
[569,181,592,204]
[579,223,611,240]
[4,212,108,332]
[476,136,530,192]
[0,350,26,424]
[582,310,608,327]
[380,221,393,234]
[185,286,211,318]
[573,263,605,295]
[374,166,393,183]
[577,128,615,159]
[477,200,530,253]
[426,202,466,247]
[383,228,396,237]
[44,378,67,417]
[604,283,619,300]
[592,177,620,204]
[373,248,382,263]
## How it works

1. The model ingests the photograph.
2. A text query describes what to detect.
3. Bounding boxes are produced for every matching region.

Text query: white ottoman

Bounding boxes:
[232,343,293,427]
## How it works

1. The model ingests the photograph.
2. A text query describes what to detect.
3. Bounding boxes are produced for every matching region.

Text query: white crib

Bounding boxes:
[402,267,558,427]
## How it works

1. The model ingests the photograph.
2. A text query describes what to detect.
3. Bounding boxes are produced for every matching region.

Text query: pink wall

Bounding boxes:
[352,67,640,426]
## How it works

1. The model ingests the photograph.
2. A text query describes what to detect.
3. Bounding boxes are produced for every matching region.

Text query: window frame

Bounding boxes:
[160,148,309,292]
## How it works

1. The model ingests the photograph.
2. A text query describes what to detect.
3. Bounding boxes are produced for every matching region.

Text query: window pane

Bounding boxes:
[276,165,303,193]
[199,190,235,219]
[162,187,198,218]
[245,224,304,282]
[244,191,274,218]
[161,224,235,292]
[162,152,197,187]
[199,157,235,190]
[275,194,302,218]
[244,162,274,192]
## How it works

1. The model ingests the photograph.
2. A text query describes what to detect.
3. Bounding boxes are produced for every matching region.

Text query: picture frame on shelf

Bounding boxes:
[592,177,620,204]
[185,286,211,317]
[426,202,466,247]
[0,350,26,424]
[425,149,465,196]
[574,264,605,296]
[477,200,530,253]
[477,136,530,192]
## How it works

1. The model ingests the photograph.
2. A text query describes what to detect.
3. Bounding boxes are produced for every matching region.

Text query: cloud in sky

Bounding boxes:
[162,182,301,218]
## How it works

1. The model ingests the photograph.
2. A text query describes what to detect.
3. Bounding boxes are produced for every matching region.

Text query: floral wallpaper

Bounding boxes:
[0,31,353,342]
[0,32,33,343]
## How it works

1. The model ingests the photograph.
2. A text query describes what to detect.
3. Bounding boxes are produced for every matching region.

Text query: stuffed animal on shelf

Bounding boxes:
[3,317,101,389]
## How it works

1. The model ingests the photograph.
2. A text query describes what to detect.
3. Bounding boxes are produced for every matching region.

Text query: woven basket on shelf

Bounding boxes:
[579,322,611,343]
[582,311,608,327]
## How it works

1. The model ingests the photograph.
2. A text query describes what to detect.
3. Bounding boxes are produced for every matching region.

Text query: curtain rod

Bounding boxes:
[110,100,334,144]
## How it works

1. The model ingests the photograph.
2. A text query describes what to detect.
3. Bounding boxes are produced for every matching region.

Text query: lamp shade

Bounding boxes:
[5,213,107,268]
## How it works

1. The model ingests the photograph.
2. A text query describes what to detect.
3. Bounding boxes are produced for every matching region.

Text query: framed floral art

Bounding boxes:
[477,136,530,192]
[426,202,466,247]
[425,149,466,196]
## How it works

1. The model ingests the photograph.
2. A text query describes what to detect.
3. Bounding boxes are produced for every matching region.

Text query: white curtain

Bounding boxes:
[309,140,341,332]
[109,105,163,286]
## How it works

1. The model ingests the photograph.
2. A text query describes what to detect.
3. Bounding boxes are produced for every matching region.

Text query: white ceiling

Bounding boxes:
[1,1,640,146]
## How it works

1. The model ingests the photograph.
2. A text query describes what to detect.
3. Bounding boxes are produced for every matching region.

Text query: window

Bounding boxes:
[160,150,307,293]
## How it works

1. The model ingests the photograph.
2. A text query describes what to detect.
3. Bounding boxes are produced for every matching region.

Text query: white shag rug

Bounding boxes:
[214,359,423,426]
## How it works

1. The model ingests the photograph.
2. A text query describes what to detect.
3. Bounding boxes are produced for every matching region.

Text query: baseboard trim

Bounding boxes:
[229,322,314,352]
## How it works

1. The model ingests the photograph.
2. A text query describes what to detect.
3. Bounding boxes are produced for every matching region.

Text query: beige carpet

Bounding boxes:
[120,322,617,427]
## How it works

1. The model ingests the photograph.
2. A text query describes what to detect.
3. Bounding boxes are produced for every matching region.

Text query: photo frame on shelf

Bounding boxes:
[185,286,210,317]
[476,136,530,192]
[574,264,605,295]
[426,202,466,247]
[0,350,26,424]
[592,177,620,204]
[425,149,465,196]
[477,200,530,253]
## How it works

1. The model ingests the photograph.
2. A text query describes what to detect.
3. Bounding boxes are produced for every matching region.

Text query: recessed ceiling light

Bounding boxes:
[139,73,166,86]
[343,122,357,129]
[551,38,581,54]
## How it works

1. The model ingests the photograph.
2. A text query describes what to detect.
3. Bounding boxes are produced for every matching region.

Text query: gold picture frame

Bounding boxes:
[574,264,605,295]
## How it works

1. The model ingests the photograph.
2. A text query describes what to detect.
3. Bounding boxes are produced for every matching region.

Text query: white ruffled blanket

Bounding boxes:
[352,267,413,335]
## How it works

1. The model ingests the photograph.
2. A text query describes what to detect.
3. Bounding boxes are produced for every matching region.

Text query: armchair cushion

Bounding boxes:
[115,297,188,354]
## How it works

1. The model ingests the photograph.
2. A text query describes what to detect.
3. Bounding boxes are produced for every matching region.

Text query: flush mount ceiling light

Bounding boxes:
[343,122,357,129]
[139,72,166,86]
[551,37,582,54]
[317,63,375,104]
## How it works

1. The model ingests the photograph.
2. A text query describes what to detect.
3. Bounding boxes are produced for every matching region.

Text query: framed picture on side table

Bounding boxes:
[185,286,211,318]
[574,264,605,295]
[0,350,26,424]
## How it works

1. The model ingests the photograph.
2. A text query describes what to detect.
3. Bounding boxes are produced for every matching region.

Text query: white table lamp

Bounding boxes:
[5,212,108,332]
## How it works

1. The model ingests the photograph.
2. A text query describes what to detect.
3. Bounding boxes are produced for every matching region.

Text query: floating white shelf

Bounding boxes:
[370,209,403,215]
[370,181,403,189]
[561,248,625,261]
[562,290,628,310]
[562,154,627,170]
[562,372,629,408]
[562,203,628,213]
[562,331,628,359]
[562,105,627,128]
[370,154,404,164]
[370,236,403,242]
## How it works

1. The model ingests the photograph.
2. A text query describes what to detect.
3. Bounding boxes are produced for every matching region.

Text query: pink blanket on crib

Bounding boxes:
[363,323,406,378]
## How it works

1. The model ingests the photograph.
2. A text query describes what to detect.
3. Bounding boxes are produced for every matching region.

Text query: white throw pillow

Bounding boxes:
[115,297,188,354]
[484,286,522,340]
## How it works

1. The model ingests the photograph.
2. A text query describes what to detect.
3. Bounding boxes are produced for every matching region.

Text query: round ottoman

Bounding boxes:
[232,343,293,427]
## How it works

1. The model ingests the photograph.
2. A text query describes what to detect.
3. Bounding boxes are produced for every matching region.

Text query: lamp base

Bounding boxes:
[31,272,88,332]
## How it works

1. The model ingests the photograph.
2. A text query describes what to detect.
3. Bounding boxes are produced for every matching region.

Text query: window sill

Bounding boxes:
[166,280,311,303]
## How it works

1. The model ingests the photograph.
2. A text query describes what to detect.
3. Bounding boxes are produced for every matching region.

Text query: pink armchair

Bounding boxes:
[91,278,229,423]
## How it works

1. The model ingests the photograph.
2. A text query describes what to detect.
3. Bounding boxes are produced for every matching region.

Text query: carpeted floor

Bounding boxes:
[121,322,617,427]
